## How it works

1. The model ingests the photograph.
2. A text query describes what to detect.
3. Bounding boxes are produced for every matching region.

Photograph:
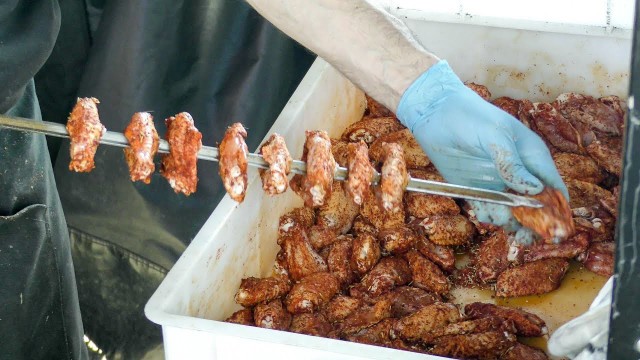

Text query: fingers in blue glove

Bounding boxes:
[468,200,517,229]
[483,134,544,195]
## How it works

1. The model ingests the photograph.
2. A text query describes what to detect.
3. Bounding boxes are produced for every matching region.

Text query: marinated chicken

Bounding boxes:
[326,237,356,287]
[280,222,327,281]
[301,130,336,207]
[391,302,461,342]
[412,214,475,246]
[472,230,511,283]
[259,133,291,195]
[529,102,591,154]
[336,298,393,336]
[351,215,378,236]
[254,299,291,330]
[322,295,363,323]
[378,142,409,211]
[278,207,316,243]
[501,343,549,360]
[429,331,517,360]
[415,237,456,273]
[290,313,333,337]
[364,94,395,118]
[554,93,622,135]
[511,187,575,242]
[466,82,492,101]
[66,97,106,172]
[369,286,440,318]
[345,141,374,205]
[553,152,605,184]
[429,316,517,340]
[350,256,411,299]
[350,232,381,275]
[345,318,397,347]
[285,272,340,314]
[578,241,615,277]
[219,122,249,202]
[464,302,548,337]
[234,276,291,307]
[404,191,460,218]
[369,129,430,168]
[360,187,405,230]
[123,112,159,183]
[585,135,623,176]
[565,178,616,209]
[599,95,627,126]
[316,181,359,234]
[491,97,535,128]
[522,232,589,263]
[160,112,202,195]
[378,226,420,255]
[495,258,569,297]
[340,116,404,144]
[225,308,254,326]
[404,249,449,294]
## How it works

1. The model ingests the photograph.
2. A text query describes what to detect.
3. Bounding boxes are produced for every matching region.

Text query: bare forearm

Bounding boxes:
[246,0,439,112]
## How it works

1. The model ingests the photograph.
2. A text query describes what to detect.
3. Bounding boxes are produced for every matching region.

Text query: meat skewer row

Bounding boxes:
[67,97,106,172]
[124,112,159,184]
[259,133,292,195]
[160,112,202,196]
[378,142,408,212]
[219,122,249,202]
[301,130,337,208]
[345,140,374,205]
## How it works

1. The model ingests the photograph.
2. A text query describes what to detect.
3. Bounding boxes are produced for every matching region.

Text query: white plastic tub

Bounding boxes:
[145,16,632,360]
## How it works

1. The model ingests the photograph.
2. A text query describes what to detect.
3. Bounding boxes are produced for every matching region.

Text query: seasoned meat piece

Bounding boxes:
[391,302,461,342]
[66,97,106,172]
[404,191,460,218]
[523,232,589,263]
[290,313,333,337]
[259,133,291,195]
[586,135,623,176]
[254,300,291,330]
[360,188,405,230]
[600,188,619,218]
[369,286,440,317]
[327,237,356,287]
[491,96,520,117]
[161,112,202,195]
[495,258,569,297]
[277,207,315,245]
[369,129,429,168]
[234,276,291,307]
[219,123,249,202]
[350,256,411,299]
[307,226,339,250]
[553,152,605,184]
[123,112,159,183]
[345,141,374,205]
[225,308,254,326]
[554,93,622,135]
[501,343,549,360]
[377,142,409,211]
[466,82,492,101]
[336,298,393,336]
[431,316,516,339]
[412,215,475,246]
[316,181,359,234]
[331,138,349,167]
[579,241,614,277]
[350,232,381,275]
[351,215,377,236]
[599,95,626,128]
[574,216,614,243]
[322,295,363,323]
[273,249,290,279]
[378,226,420,255]
[285,272,340,314]
[405,250,450,294]
[429,331,517,360]
[281,222,327,281]
[301,130,336,207]
[365,94,395,118]
[512,187,575,242]
[416,237,456,273]
[345,318,397,347]
[473,230,510,283]
[529,103,590,154]
[341,116,405,144]
[566,178,616,209]
[464,302,548,337]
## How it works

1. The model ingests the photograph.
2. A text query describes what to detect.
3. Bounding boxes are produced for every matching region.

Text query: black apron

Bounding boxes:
[37,0,315,358]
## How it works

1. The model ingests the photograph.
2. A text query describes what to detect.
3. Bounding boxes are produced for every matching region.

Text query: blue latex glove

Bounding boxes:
[397,60,568,243]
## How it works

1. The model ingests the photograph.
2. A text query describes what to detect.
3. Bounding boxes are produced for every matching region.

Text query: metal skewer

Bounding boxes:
[0,114,542,208]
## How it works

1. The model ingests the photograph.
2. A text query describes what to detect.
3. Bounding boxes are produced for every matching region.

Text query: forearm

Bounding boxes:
[246,0,439,112]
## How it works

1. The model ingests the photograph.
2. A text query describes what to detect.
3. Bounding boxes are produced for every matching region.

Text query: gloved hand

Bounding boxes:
[396,60,568,243]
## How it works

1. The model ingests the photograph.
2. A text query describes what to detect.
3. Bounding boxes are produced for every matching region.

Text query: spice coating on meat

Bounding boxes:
[124,112,159,183]
[579,241,614,277]
[225,308,254,326]
[365,94,395,118]
[553,152,605,184]
[67,97,106,172]
[473,230,511,283]
[336,298,393,336]
[378,142,408,211]
[585,135,623,176]
[259,133,291,195]
[391,302,461,342]
[290,313,333,337]
[219,122,249,202]
[361,188,405,230]
[378,226,420,255]
[341,116,405,144]
[415,237,456,273]
[345,141,374,205]
[234,276,291,307]
[529,103,590,154]
[369,129,430,168]
[322,295,363,323]
[466,82,492,101]
[160,112,202,195]
[522,232,589,263]
[495,258,570,297]
[302,130,336,207]
[316,181,359,234]
[350,256,411,299]
[327,237,356,287]
[369,286,440,318]
[281,222,327,281]
[404,192,460,218]
[285,272,340,314]
[512,188,575,242]
[554,93,622,135]
[501,343,549,360]
[254,299,291,330]
[429,331,517,360]
[350,232,381,275]
[404,249,449,294]
[413,215,475,246]
[464,302,548,337]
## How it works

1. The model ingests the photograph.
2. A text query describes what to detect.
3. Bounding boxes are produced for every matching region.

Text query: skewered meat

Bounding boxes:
[404,249,450,294]
[280,222,327,281]
[578,241,615,277]
[316,181,359,234]
[123,112,159,183]
[553,152,605,184]
[301,130,336,207]
[369,129,430,168]
[234,276,291,307]
[464,302,548,337]
[378,226,420,255]
[285,272,340,314]
[360,187,405,230]
[66,97,106,172]
[350,256,411,299]
[219,122,249,202]
[473,230,511,283]
[429,331,517,360]
[365,94,395,118]
[501,343,549,360]
[529,103,591,154]
[415,237,456,273]
[160,112,202,195]
[554,93,622,135]
[466,82,492,101]
[322,295,363,323]
[522,232,589,263]
[585,134,623,176]
[326,237,356,287]
[254,299,291,330]
[345,141,374,205]
[341,116,404,144]
[225,308,254,326]
[390,302,461,342]
[336,298,393,336]
[412,214,475,246]
[565,178,616,209]
[350,232,381,275]
[378,142,409,211]
[511,187,574,242]
[495,258,569,297]
[259,133,291,195]
[368,286,441,318]
[290,313,333,337]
